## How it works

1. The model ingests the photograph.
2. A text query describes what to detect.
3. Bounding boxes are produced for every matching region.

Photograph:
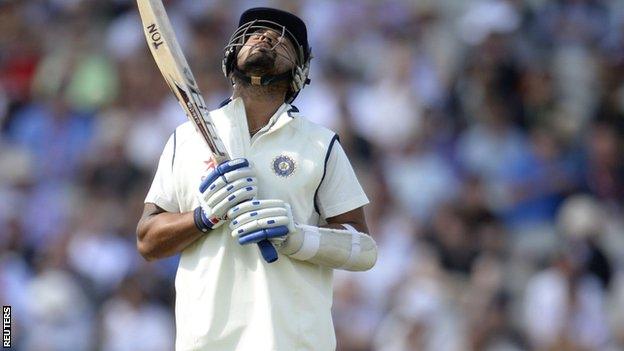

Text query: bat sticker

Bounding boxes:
[146,23,164,49]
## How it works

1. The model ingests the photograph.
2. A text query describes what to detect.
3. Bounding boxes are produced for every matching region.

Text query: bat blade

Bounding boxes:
[137,0,278,263]
[137,0,228,163]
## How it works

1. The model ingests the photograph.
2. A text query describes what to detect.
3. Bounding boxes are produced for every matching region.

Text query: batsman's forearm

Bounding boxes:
[278,224,378,271]
[137,210,204,261]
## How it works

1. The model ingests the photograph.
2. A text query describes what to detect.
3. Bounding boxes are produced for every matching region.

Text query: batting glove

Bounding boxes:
[194,158,257,233]
[227,199,295,246]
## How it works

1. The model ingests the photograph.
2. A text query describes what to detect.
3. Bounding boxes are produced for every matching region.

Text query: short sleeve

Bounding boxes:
[315,139,369,219]
[145,132,180,212]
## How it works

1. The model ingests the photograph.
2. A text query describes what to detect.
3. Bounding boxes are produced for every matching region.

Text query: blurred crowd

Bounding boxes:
[1,0,624,350]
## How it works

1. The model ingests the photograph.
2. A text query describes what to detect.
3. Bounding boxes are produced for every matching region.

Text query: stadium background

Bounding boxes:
[1,0,624,350]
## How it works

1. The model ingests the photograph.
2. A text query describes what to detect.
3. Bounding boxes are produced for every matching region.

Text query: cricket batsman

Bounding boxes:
[136,7,377,350]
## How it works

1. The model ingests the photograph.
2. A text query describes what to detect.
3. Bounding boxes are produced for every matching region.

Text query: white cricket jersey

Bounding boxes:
[145,97,369,351]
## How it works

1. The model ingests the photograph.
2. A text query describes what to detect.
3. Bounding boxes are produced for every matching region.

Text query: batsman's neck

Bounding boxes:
[233,84,286,135]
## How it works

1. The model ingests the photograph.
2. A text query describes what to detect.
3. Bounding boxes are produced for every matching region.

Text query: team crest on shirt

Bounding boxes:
[272,155,296,177]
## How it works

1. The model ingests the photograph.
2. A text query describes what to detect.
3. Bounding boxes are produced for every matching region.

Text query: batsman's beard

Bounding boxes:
[240,46,277,75]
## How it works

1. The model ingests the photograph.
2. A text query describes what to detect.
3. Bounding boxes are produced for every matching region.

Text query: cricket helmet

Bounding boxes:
[222,7,312,103]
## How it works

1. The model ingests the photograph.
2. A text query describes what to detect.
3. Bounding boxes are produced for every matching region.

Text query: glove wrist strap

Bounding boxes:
[194,206,218,233]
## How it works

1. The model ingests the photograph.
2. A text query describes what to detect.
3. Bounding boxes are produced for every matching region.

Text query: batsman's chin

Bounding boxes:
[240,56,275,74]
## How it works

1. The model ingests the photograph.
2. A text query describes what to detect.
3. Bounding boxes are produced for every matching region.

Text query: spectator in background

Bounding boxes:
[7,92,94,180]
[501,126,578,226]
[583,121,624,203]
[523,247,610,350]
[374,248,466,351]
[523,194,614,351]
[23,254,94,351]
[100,276,174,351]
[456,94,530,219]
[557,194,613,289]
[385,132,459,222]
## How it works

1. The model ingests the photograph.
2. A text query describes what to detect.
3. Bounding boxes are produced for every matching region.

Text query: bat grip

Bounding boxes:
[258,239,278,263]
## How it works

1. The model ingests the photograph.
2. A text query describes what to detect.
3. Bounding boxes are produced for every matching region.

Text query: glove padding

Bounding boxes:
[227,199,295,245]
[196,158,258,230]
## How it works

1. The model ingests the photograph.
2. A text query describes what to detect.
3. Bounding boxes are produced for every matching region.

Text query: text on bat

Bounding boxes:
[147,23,164,49]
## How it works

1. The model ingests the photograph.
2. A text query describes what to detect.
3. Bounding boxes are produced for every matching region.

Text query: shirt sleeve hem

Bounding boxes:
[320,196,369,219]
[144,195,179,213]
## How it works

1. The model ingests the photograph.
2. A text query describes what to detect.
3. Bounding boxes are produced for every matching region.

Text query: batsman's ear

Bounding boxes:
[222,45,239,83]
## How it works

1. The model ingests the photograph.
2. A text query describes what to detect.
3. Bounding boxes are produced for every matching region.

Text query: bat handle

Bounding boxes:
[258,240,278,263]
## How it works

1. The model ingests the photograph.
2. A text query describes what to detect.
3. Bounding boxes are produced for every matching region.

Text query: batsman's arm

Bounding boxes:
[324,206,368,233]
[279,206,377,271]
[137,203,204,261]
[229,203,377,271]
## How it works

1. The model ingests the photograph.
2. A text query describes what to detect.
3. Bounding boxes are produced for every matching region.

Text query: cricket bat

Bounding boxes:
[137,0,278,263]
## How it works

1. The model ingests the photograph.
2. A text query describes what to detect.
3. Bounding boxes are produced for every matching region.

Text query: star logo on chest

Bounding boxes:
[204,159,216,171]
